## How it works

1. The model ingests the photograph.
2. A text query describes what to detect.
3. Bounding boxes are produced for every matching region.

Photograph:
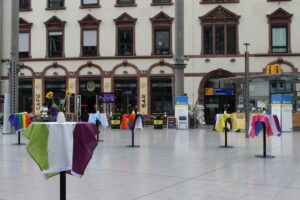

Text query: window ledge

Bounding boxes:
[150,3,174,6]
[45,7,66,11]
[80,5,101,9]
[200,54,241,57]
[114,4,137,7]
[267,0,291,2]
[46,55,65,58]
[200,0,240,4]
[20,8,33,12]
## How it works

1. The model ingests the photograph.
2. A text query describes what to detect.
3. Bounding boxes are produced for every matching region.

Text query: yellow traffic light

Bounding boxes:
[265,64,282,74]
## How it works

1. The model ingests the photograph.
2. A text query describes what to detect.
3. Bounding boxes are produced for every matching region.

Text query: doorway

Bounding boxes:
[114,79,137,114]
[19,80,33,113]
[79,79,101,121]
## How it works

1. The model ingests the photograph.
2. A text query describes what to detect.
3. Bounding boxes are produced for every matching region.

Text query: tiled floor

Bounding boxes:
[1,126,300,200]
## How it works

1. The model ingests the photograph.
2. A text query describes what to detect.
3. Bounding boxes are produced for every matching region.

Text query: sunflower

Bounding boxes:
[45,91,54,99]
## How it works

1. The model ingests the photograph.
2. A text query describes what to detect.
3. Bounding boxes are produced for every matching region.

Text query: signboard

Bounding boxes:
[34,79,42,115]
[205,88,213,96]
[205,88,235,96]
[86,81,95,92]
[167,117,177,129]
[271,94,293,132]
[271,94,293,104]
[175,96,189,130]
[139,77,148,115]
[213,88,235,96]
[175,96,188,105]
[0,95,5,103]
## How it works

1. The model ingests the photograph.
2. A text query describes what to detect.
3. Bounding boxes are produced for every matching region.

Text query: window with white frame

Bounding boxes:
[83,30,98,56]
[19,32,30,58]
[271,26,288,53]
[82,0,98,6]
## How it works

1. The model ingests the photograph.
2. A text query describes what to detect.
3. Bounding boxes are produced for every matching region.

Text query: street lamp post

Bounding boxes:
[244,43,250,137]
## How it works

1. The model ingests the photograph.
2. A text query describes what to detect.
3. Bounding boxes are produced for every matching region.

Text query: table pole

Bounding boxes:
[60,172,66,200]
[255,122,274,158]
[219,118,233,148]
[126,115,140,148]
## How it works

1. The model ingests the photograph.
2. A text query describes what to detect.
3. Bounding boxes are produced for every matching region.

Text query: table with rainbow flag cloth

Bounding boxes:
[8,112,31,145]
[120,114,144,147]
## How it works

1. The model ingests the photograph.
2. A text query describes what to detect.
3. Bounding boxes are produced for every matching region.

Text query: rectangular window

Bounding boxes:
[272,26,288,53]
[118,29,133,56]
[153,0,171,3]
[215,26,224,54]
[48,31,63,57]
[19,32,29,58]
[204,26,213,55]
[154,29,170,55]
[82,0,98,6]
[203,25,237,55]
[227,26,236,54]
[20,0,30,10]
[83,30,97,56]
[117,0,134,4]
[48,0,64,8]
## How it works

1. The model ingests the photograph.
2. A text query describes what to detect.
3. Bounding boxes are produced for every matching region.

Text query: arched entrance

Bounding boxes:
[199,69,235,125]
[77,63,102,121]
[42,64,68,110]
[149,62,174,115]
[112,62,139,114]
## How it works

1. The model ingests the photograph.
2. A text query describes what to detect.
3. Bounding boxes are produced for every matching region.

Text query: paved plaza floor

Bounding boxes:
[1,126,300,200]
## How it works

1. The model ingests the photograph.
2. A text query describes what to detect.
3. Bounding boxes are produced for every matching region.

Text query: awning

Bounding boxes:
[210,72,300,83]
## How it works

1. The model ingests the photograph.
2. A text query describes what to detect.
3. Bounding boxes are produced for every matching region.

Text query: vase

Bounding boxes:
[57,112,66,123]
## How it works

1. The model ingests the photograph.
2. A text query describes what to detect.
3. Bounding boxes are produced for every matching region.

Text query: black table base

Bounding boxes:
[255,122,275,159]
[219,118,233,148]
[60,172,66,200]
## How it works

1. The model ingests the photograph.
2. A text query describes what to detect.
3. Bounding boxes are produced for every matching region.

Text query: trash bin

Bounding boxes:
[154,115,164,129]
[111,114,121,129]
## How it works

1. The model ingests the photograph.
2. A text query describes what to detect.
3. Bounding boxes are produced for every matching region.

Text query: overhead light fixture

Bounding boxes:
[205,58,210,63]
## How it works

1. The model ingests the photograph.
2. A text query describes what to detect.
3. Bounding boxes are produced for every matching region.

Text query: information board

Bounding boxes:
[167,117,177,129]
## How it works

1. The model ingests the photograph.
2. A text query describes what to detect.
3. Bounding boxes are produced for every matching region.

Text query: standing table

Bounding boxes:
[23,122,98,200]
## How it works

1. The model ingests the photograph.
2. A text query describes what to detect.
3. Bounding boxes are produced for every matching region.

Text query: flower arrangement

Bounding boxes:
[45,89,72,112]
